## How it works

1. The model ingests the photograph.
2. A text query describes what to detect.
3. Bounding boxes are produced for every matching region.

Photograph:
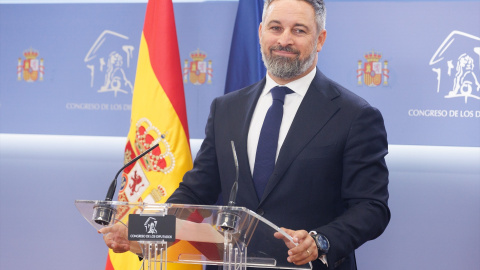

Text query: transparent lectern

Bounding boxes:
[75,200,312,270]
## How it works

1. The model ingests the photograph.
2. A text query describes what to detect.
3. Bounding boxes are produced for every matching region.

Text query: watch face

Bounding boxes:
[319,237,328,250]
[317,235,329,252]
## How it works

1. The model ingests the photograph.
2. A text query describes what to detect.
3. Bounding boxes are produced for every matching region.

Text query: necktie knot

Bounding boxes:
[271,86,293,104]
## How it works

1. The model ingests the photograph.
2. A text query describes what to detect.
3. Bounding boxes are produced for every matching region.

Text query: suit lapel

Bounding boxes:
[234,79,266,205]
[259,70,340,204]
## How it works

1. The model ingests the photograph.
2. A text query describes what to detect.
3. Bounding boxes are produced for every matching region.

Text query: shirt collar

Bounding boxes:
[263,67,317,97]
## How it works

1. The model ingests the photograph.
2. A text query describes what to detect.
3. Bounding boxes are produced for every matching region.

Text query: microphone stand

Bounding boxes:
[216,141,241,232]
[93,143,160,226]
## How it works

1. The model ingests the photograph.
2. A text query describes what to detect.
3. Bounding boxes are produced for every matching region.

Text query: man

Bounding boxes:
[102,1,390,269]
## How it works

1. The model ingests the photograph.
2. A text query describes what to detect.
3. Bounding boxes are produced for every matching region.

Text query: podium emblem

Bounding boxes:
[145,217,158,234]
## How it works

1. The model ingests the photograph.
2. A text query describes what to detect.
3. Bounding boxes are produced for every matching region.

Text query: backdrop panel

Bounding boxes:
[1,1,479,146]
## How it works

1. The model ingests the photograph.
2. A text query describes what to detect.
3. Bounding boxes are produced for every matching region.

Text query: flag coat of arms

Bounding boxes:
[105,1,201,270]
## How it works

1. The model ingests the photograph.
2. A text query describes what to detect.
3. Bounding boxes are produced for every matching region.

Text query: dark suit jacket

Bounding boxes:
[168,69,390,270]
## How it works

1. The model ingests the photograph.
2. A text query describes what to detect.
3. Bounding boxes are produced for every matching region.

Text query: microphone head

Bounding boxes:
[92,202,117,226]
[216,210,240,233]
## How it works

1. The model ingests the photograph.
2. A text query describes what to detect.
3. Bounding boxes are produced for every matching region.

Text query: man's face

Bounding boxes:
[259,0,326,81]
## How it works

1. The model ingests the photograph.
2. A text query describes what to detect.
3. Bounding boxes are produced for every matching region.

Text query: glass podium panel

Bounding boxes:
[75,200,312,270]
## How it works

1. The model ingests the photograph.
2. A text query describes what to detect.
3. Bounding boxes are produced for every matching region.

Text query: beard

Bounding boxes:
[261,43,317,80]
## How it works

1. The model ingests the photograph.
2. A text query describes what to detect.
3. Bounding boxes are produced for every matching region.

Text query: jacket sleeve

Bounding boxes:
[317,104,391,269]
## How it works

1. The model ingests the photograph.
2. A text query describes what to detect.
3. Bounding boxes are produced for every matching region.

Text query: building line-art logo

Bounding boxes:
[144,217,157,234]
[357,50,390,87]
[18,48,44,82]
[183,48,213,85]
[84,30,135,97]
[430,30,480,103]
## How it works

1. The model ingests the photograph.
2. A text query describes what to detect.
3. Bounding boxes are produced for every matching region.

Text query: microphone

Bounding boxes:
[105,143,159,201]
[93,143,159,226]
[227,141,239,206]
[216,140,241,232]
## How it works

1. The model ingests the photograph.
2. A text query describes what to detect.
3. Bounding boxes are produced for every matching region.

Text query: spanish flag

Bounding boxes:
[105,0,200,269]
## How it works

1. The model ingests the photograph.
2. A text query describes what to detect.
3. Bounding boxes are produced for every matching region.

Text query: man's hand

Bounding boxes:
[98,222,142,255]
[274,227,318,265]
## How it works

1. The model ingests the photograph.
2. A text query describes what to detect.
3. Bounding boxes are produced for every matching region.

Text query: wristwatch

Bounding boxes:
[309,231,330,255]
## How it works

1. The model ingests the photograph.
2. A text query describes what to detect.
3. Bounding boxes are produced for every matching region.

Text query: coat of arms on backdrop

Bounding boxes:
[183,48,213,85]
[18,48,44,82]
[357,50,390,87]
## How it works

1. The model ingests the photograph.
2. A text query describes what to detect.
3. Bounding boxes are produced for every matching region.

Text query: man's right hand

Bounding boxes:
[98,222,141,254]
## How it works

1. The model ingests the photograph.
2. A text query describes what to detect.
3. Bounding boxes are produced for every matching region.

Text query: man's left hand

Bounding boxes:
[274,227,318,265]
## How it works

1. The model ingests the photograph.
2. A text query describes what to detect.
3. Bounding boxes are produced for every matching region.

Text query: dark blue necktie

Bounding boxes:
[253,86,293,199]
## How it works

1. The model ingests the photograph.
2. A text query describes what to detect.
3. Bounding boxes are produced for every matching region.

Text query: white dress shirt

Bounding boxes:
[247,68,316,175]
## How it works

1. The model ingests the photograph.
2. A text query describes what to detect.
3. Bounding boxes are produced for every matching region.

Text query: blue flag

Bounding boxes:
[224,0,266,94]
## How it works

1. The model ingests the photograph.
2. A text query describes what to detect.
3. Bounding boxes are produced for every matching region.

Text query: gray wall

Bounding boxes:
[0,134,479,269]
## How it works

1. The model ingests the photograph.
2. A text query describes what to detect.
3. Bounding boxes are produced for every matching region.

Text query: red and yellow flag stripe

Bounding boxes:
[106,1,200,270]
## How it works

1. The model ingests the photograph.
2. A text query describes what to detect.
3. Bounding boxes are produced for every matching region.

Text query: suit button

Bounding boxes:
[256,209,264,216]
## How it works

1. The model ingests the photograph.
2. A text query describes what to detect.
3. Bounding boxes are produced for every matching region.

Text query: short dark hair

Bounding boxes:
[262,0,327,33]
